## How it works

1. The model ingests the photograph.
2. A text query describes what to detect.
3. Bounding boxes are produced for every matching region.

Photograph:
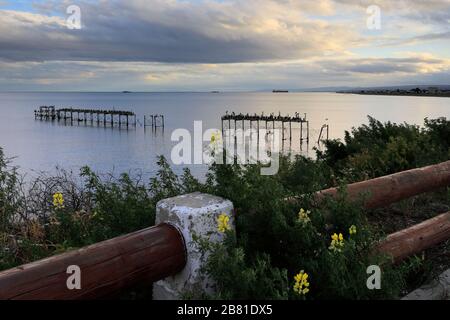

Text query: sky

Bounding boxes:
[0,0,449,91]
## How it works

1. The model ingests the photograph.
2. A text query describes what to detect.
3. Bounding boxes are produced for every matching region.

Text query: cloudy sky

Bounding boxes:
[0,0,449,91]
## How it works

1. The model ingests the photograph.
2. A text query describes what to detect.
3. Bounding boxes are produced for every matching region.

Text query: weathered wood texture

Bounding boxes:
[316,160,450,209]
[377,211,450,263]
[0,223,186,300]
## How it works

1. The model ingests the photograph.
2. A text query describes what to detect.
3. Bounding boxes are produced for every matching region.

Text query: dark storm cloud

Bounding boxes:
[0,0,355,63]
[1,0,448,64]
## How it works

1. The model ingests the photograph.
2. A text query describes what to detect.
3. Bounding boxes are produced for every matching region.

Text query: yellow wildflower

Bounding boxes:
[349,225,357,236]
[217,213,231,233]
[329,233,345,252]
[52,192,64,209]
[293,270,310,296]
[210,131,222,145]
[297,208,311,225]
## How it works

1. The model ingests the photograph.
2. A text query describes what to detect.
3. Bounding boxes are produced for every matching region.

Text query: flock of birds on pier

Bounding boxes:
[222,111,307,122]
[57,108,135,116]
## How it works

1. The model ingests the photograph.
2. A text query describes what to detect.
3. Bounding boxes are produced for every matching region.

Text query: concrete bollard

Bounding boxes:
[402,269,450,300]
[153,192,234,300]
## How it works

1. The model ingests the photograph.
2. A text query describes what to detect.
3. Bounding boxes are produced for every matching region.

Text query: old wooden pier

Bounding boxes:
[221,112,310,144]
[144,114,165,130]
[34,106,137,128]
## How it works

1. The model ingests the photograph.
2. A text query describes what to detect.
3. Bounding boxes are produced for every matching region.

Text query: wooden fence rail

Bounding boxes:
[314,160,450,209]
[0,224,186,300]
[377,211,450,263]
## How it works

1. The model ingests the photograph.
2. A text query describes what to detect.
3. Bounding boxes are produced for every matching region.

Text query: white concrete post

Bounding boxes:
[402,269,450,300]
[153,192,234,300]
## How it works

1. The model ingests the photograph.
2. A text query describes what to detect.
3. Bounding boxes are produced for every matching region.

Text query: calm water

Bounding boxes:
[0,92,448,179]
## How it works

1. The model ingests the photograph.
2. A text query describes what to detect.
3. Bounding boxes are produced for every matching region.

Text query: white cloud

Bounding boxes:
[0,0,448,90]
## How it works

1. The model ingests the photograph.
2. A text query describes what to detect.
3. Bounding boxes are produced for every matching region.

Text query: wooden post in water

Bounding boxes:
[306,121,309,144]
[300,122,303,143]
[257,120,260,140]
[289,121,292,141]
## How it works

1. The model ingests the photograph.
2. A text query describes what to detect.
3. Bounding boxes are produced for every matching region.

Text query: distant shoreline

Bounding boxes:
[338,92,450,98]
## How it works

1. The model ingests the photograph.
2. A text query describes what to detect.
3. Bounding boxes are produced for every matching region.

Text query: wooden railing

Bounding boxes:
[376,211,450,263]
[314,160,450,209]
[0,223,185,300]
[0,161,449,299]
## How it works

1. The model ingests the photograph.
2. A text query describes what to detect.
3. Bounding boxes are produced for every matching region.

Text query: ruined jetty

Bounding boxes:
[221,111,310,144]
[34,106,137,128]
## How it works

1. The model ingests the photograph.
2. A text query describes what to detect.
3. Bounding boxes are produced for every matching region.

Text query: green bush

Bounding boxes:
[195,163,411,300]
[318,116,450,181]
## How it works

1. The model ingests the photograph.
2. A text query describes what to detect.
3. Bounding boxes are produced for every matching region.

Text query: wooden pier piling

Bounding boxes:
[144,114,165,131]
[221,111,310,148]
[34,107,136,130]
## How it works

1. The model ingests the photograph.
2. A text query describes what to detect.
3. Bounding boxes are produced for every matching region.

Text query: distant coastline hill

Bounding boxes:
[336,85,450,98]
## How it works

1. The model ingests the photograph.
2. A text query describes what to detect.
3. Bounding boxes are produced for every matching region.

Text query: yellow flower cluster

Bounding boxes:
[52,192,64,209]
[329,233,344,252]
[297,208,311,225]
[293,270,310,295]
[217,213,231,233]
[349,225,357,236]
[210,131,222,146]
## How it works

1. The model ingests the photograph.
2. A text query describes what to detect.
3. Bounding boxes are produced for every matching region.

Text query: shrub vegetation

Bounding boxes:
[0,117,449,299]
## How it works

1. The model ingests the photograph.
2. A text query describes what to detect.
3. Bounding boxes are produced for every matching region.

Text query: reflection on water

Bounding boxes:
[0,92,448,178]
